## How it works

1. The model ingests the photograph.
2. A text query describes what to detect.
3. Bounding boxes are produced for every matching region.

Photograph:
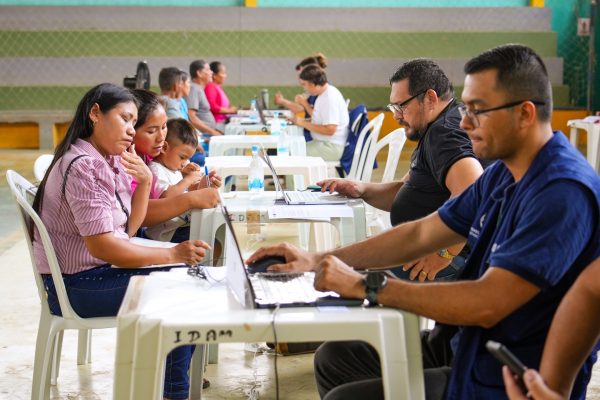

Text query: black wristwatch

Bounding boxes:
[363,272,388,306]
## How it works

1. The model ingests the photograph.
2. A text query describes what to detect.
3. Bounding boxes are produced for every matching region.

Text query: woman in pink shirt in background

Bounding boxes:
[32,83,208,400]
[130,89,221,243]
[205,61,237,130]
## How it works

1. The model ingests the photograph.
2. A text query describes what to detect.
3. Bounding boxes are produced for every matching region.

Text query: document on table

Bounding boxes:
[268,204,354,221]
[111,237,186,268]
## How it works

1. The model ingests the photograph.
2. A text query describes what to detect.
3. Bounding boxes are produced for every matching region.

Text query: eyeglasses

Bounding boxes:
[458,100,545,128]
[387,90,427,115]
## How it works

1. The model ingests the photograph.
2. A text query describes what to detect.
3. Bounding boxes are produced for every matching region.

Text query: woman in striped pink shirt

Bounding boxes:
[32,83,206,400]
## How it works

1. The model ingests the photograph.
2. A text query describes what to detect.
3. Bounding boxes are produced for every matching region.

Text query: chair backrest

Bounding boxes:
[33,154,54,182]
[339,104,369,176]
[361,127,407,183]
[6,170,83,323]
[351,113,385,181]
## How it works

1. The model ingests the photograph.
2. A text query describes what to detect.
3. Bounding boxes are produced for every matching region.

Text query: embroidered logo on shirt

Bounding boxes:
[469,226,480,239]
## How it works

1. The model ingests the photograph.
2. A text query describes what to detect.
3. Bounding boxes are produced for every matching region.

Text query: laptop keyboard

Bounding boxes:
[250,272,325,304]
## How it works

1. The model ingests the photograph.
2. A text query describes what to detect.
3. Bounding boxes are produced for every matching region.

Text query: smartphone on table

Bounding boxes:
[486,340,528,393]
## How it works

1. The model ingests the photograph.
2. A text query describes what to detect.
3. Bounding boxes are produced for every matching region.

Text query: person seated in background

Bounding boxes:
[130,89,221,242]
[159,67,205,165]
[186,59,222,138]
[158,67,187,120]
[178,69,192,122]
[205,61,238,131]
[288,65,348,161]
[32,83,209,400]
[274,53,328,117]
[248,44,600,400]
[275,52,328,142]
[147,118,208,242]
[503,257,600,400]
[318,59,484,283]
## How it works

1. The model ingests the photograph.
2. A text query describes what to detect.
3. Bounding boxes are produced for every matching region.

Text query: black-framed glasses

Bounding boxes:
[387,89,427,115]
[458,100,545,128]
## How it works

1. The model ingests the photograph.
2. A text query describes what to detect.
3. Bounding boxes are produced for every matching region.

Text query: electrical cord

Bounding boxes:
[270,304,281,400]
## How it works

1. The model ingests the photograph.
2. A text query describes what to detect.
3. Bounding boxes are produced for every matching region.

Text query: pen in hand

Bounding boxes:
[204,165,211,188]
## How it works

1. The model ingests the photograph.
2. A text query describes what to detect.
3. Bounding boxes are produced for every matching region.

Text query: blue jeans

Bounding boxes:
[43,264,194,399]
[190,150,205,166]
[390,255,466,282]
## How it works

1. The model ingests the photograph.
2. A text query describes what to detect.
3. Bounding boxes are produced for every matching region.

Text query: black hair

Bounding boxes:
[299,65,328,86]
[209,61,223,75]
[189,59,207,80]
[132,89,163,130]
[166,118,198,147]
[32,83,137,216]
[464,44,552,122]
[295,53,328,71]
[389,59,454,101]
[178,69,189,83]
[158,67,182,93]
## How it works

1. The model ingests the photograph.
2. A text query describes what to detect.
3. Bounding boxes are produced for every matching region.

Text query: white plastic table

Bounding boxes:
[189,191,367,264]
[205,155,327,191]
[113,269,425,400]
[224,122,303,137]
[567,118,600,172]
[208,134,306,157]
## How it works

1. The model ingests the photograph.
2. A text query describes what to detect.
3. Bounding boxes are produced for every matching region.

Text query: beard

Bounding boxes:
[405,122,427,141]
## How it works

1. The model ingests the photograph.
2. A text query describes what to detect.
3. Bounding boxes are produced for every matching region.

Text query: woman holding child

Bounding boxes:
[32,83,207,399]
[130,89,221,243]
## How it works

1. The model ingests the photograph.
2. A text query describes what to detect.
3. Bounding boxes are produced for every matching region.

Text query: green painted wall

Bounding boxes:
[0,31,557,58]
[545,0,591,108]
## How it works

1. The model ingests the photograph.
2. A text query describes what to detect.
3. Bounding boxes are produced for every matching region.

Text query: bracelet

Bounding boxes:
[437,249,456,260]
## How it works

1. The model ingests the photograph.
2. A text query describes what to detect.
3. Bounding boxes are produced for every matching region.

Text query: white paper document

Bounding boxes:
[268,204,354,221]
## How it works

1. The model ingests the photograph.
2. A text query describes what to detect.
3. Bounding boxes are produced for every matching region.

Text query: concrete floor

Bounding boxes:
[0,147,599,399]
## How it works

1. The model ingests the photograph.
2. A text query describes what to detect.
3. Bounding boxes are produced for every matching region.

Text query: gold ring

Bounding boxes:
[420,271,427,277]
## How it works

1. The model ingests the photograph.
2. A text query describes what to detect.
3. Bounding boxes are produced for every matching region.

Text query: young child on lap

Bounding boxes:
[146,118,209,242]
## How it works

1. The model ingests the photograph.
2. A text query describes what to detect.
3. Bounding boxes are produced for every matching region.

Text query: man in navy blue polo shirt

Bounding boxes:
[247,44,600,399]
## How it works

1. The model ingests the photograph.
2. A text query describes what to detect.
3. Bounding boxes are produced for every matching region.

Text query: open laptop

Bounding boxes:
[220,201,363,309]
[258,147,349,205]
[254,95,268,126]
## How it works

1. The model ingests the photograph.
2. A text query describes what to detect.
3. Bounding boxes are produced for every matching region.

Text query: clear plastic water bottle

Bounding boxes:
[277,123,290,156]
[269,111,281,136]
[248,145,264,192]
[249,99,258,123]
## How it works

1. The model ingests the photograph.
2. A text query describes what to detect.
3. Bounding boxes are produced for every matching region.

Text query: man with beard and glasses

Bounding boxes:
[317,59,486,283]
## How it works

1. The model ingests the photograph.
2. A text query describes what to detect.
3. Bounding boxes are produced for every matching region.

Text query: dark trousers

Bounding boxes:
[43,264,193,399]
[314,341,452,400]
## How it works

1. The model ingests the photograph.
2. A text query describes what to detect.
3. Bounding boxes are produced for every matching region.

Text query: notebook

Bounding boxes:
[258,147,349,205]
[220,201,363,309]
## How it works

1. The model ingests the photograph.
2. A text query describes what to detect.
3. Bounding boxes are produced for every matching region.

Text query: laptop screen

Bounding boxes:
[220,202,255,308]
[254,95,268,126]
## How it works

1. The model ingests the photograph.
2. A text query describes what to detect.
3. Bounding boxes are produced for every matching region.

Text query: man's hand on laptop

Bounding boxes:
[317,179,364,198]
[314,255,365,299]
[246,243,318,272]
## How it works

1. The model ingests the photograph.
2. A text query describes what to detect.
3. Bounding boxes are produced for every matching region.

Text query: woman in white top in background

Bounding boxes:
[288,64,349,161]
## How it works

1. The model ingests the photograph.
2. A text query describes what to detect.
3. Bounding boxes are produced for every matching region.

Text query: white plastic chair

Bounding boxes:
[6,170,116,400]
[361,127,407,183]
[33,154,54,182]
[326,112,385,179]
[361,128,407,236]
